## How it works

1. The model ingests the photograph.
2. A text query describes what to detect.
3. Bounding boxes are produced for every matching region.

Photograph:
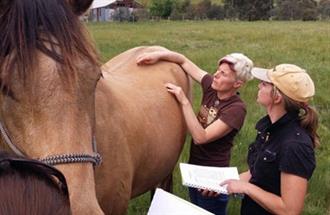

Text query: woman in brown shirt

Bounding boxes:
[137,48,254,215]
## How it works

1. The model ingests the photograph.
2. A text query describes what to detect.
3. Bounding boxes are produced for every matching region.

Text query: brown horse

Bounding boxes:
[0,0,190,214]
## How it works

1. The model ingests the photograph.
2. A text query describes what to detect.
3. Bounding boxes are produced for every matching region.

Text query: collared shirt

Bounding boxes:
[241,112,315,215]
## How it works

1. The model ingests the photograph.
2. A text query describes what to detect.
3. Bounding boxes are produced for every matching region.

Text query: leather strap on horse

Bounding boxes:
[0,121,26,157]
[39,153,102,166]
[0,120,102,167]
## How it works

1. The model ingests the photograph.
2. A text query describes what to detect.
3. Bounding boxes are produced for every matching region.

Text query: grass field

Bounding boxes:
[88,20,330,215]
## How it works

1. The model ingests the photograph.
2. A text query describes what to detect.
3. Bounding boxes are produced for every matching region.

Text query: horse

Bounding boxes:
[0,0,191,214]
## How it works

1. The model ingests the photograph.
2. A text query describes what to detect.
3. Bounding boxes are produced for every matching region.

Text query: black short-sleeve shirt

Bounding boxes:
[241,112,315,215]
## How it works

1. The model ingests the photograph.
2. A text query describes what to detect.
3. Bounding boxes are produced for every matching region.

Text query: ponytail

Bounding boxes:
[282,94,320,148]
[300,105,320,148]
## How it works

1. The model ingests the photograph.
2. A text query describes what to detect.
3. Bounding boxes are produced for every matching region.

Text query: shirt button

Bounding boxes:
[296,133,300,136]
[263,157,267,161]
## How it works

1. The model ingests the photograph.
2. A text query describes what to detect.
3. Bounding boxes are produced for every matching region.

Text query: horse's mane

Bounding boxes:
[0,0,99,88]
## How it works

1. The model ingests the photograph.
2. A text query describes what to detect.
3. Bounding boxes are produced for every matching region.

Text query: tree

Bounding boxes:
[149,0,174,19]
[224,0,238,19]
[163,0,174,18]
[149,0,163,17]
[207,5,225,20]
[184,3,196,19]
[192,0,212,19]
[275,0,317,20]
[170,0,192,20]
[318,0,330,19]
[275,0,298,20]
[255,0,274,20]
[229,0,273,20]
[132,9,150,21]
[139,0,149,7]
[299,0,318,20]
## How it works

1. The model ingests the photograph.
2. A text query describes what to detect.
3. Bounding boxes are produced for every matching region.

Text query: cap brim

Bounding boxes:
[218,55,237,65]
[251,67,272,83]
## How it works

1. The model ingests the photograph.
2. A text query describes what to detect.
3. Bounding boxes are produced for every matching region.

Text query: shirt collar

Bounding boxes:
[256,111,299,133]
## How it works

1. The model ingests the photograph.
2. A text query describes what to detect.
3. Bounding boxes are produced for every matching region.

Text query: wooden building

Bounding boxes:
[89,0,143,22]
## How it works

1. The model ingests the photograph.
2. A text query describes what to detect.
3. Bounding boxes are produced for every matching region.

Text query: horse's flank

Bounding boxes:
[95,46,191,213]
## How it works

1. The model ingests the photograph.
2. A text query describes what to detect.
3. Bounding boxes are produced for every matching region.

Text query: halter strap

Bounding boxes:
[0,121,102,166]
[40,153,102,166]
[0,121,25,157]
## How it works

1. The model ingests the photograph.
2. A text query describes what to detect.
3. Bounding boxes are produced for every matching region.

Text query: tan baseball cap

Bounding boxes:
[218,53,254,82]
[251,64,315,102]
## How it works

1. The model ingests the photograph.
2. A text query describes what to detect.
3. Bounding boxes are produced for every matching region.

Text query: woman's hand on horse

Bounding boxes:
[136,52,160,65]
[165,83,189,106]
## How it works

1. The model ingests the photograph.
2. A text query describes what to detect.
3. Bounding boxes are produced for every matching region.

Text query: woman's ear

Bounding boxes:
[67,0,93,16]
[273,92,283,105]
[233,80,244,89]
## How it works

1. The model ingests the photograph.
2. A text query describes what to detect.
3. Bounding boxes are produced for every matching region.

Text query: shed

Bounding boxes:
[89,0,143,22]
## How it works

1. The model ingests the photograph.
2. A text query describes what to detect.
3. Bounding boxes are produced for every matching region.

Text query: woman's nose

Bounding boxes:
[214,70,220,78]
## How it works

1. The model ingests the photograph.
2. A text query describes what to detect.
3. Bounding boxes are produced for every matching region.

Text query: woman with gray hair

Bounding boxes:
[137,49,254,215]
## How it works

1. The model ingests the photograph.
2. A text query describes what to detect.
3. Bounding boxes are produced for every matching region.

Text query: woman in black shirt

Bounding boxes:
[222,64,319,214]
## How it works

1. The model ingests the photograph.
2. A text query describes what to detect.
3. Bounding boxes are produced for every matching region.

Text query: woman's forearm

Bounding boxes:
[239,170,251,182]
[244,183,289,214]
[159,51,185,64]
[180,101,207,144]
[159,51,207,83]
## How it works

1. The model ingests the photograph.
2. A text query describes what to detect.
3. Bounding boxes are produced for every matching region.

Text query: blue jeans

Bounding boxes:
[189,187,229,215]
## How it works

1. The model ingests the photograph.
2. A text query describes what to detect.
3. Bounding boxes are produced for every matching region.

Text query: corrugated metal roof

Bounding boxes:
[91,0,116,9]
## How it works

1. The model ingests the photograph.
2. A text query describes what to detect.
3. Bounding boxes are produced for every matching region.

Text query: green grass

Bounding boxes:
[88,20,330,215]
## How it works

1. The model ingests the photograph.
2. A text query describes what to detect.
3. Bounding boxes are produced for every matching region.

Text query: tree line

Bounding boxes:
[130,0,330,21]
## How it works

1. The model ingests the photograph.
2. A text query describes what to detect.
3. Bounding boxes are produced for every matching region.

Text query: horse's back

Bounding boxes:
[95,46,190,214]
[102,46,189,89]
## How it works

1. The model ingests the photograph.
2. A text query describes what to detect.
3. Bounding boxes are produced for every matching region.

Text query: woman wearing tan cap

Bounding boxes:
[222,64,319,214]
[137,48,254,215]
